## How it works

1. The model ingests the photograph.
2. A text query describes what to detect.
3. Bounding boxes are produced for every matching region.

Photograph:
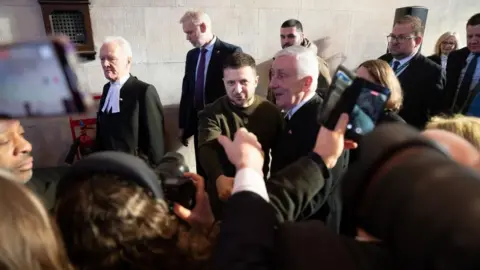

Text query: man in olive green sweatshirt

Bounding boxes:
[197,52,284,219]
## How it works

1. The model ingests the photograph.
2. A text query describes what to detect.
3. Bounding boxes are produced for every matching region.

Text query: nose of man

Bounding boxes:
[233,82,243,94]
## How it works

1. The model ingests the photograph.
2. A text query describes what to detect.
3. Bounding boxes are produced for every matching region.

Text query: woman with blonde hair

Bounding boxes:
[356,59,405,123]
[428,32,460,69]
[0,169,73,270]
[426,114,480,150]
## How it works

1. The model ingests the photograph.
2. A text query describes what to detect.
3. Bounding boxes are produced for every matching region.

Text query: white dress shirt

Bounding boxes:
[441,55,448,70]
[285,91,316,120]
[391,53,416,76]
[195,36,217,89]
[101,74,130,113]
[232,168,269,202]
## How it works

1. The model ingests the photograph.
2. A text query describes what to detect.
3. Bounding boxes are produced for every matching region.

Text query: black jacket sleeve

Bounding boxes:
[140,85,165,165]
[267,154,330,222]
[179,50,191,130]
[214,191,276,270]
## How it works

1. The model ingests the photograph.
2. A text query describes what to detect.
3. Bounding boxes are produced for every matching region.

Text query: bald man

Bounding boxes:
[422,129,480,167]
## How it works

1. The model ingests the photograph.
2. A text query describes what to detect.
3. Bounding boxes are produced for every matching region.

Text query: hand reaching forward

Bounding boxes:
[217,128,264,174]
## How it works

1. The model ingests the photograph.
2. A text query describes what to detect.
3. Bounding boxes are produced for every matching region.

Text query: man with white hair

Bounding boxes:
[269,45,349,223]
[94,36,165,166]
[178,10,241,177]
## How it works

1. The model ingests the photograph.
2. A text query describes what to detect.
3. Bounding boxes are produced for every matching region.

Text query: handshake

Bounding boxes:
[215,113,356,201]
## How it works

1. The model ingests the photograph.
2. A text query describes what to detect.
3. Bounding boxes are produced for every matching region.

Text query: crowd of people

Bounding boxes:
[0,7,480,270]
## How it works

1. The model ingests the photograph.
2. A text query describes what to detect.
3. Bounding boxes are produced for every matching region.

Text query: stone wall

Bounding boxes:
[0,0,477,170]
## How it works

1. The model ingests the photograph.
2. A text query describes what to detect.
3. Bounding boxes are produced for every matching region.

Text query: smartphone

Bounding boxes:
[320,66,391,141]
[0,38,94,118]
[318,65,356,126]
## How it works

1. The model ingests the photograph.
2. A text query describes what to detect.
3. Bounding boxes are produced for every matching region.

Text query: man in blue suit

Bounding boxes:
[178,10,242,179]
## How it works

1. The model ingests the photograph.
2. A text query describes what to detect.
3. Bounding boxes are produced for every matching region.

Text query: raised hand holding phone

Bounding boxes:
[0,36,94,118]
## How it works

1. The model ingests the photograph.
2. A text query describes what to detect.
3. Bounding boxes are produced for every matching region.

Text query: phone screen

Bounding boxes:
[318,66,355,126]
[0,41,79,117]
[347,86,389,137]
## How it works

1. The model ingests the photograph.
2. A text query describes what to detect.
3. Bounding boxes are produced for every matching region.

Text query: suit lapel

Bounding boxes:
[192,48,200,72]
[460,50,471,72]
[382,54,394,63]
[98,83,110,113]
[119,75,136,111]
[396,53,421,81]
[206,38,222,88]
[189,49,201,95]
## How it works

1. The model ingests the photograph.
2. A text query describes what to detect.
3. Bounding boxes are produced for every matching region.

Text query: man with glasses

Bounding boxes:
[379,15,445,129]
[443,13,480,115]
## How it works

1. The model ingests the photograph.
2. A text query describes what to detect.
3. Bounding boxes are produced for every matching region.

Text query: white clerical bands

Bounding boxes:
[101,83,122,113]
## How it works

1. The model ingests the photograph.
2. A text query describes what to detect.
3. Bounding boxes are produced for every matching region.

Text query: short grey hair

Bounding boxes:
[102,36,133,59]
[179,10,212,28]
[274,45,319,91]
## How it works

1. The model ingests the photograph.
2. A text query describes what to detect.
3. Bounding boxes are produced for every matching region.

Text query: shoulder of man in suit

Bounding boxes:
[415,54,444,72]
[215,38,241,51]
[378,53,392,62]
[450,46,471,60]
[125,76,156,90]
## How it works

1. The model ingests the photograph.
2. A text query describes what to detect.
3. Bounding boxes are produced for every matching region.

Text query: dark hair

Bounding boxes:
[55,173,216,270]
[281,19,303,32]
[467,13,480,26]
[395,15,424,36]
[223,52,256,71]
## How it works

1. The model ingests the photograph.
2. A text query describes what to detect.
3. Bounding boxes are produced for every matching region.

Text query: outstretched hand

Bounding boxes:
[217,128,264,174]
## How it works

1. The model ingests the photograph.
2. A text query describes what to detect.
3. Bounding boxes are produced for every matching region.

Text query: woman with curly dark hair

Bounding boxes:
[55,171,216,270]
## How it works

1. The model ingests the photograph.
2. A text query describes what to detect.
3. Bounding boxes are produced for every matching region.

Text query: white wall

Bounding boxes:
[0,0,478,169]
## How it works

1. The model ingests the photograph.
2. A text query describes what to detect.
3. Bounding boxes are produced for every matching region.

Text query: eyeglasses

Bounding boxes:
[387,34,416,43]
[441,41,456,46]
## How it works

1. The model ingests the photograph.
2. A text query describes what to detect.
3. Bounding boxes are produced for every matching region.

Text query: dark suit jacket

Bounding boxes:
[443,47,472,113]
[427,54,442,66]
[179,38,242,139]
[215,189,393,270]
[271,94,349,222]
[379,53,445,129]
[267,156,332,222]
[94,76,165,166]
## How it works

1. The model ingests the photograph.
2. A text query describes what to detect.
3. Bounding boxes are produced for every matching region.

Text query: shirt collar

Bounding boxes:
[286,91,316,119]
[111,74,130,86]
[393,52,415,66]
[468,52,480,59]
[202,36,217,52]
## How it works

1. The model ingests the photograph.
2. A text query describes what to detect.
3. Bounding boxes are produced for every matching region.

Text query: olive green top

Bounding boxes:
[198,95,284,182]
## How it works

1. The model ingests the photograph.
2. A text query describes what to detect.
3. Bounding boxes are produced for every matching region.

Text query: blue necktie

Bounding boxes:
[392,61,400,73]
